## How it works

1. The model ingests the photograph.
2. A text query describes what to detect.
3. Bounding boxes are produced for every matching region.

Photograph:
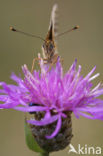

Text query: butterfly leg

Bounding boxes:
[31,57,40,73]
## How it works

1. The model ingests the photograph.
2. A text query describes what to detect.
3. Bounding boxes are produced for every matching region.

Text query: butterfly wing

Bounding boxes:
[42,4,59,63]
[46,4,58,43]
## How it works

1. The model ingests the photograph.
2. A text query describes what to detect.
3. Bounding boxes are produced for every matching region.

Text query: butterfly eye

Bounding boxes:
[42,44,45,48]
[49,44,53,50]
[42,44,46,49]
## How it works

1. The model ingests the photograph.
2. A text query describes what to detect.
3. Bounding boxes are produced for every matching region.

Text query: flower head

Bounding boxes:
[0,55,103,139]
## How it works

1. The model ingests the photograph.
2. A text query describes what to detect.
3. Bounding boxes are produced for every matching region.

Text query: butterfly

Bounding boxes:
[10,4,79,70]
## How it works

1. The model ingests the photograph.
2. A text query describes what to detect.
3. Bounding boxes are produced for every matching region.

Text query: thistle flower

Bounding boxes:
[0,54,103,152]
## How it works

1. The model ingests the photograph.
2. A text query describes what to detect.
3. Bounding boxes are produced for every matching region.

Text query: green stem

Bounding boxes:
[39,152,49,156]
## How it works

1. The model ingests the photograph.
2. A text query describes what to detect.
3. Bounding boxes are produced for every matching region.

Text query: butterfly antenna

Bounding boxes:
[56,25,79,38]
[10,26,45,41]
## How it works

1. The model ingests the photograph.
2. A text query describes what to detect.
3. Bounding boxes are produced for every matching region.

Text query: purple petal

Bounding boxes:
[77,111,96,119]
[27,113,58,126]
[76,106,103,113]
[84,66,96,80]
[13,106,47,112]
[0,102,19,109]
[70,59,77,72]
[46,115,62,139]
[55,57,63,78]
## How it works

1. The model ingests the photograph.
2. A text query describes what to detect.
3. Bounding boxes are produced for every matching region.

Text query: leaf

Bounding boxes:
[24,120,45,153]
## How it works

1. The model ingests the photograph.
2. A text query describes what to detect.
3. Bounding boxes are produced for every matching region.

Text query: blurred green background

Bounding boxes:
[0,0,103,156]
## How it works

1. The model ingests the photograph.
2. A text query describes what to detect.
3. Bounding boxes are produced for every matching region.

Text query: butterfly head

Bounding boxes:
[42,21,56,62]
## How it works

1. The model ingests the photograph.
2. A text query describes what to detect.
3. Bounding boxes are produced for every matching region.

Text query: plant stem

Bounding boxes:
[39,152,49,156]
